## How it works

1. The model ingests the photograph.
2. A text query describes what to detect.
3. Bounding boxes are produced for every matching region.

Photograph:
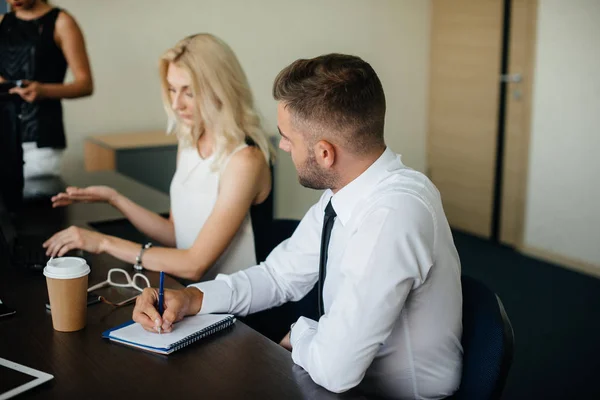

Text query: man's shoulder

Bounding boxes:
[373,167,441,211]
[342,170,442,235]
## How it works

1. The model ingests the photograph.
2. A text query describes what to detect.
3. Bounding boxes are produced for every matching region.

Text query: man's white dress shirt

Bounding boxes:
[191,148,463,399]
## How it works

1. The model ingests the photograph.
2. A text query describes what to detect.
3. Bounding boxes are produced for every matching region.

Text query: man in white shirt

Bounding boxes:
[133,54,463,399]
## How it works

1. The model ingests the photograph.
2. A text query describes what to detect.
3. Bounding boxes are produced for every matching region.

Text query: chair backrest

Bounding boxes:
[250,164,275,263]
[22,175,66,204]
[453,275,514,400]
[0,100,24,213]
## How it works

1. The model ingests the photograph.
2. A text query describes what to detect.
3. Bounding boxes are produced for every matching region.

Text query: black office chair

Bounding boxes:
[0,100,24,214]
[452,275,515,400]
[250,162,276,263]
[22,175,66,205]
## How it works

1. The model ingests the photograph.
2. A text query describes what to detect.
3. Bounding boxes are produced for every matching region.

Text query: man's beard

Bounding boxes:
[297,152,337,190]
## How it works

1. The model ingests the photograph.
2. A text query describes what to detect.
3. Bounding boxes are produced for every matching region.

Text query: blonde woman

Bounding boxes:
[44,33,274,281]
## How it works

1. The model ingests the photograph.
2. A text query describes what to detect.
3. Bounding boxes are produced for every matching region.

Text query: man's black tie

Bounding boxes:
[318,199,337,317]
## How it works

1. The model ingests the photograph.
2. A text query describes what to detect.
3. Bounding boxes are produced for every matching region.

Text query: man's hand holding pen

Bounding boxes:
[132,286,204,334]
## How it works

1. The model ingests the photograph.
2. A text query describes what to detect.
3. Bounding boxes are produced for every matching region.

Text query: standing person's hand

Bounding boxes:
[51,186,119,208]
[0,76,5,83]
[133,287,204,333]
[9,80,46,103]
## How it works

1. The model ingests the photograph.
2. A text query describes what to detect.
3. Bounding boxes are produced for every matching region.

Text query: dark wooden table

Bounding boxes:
[0,171,368,399]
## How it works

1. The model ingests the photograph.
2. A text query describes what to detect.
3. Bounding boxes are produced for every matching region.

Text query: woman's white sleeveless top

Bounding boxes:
[170,144,257,281]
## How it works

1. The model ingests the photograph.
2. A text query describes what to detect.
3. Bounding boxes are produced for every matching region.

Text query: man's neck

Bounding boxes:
[15,2,52,20]
[330,146,386,193]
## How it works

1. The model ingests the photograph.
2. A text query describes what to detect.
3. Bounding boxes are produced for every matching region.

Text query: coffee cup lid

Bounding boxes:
[43,257,90,279]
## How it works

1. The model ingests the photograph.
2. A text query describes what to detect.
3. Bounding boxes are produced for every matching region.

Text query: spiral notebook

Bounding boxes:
[102,314,235,355]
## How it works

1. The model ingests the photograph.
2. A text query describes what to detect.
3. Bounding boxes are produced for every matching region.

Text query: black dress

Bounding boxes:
[0,8,68,211]
[0,7,68,147]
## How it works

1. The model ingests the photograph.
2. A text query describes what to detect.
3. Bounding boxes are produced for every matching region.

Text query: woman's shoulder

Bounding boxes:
[218,145,271,204]
[55,8,72,23]
[226,145,268,172]
[0,12,14,29]
[54,8,81,33]
[220,145,269,185]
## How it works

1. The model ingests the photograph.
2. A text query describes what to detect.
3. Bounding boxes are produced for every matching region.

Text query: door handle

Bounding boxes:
[500,73,522,83]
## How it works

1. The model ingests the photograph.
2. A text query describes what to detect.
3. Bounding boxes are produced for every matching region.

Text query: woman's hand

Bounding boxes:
[51,186,119,208]
[9,80,46,103]
[43,226,108,257]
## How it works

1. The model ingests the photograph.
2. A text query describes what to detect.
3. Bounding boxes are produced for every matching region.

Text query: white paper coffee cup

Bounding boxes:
[44,257,91,332]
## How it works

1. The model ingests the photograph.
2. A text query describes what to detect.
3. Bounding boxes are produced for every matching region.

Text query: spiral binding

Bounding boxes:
[170,316,235,352]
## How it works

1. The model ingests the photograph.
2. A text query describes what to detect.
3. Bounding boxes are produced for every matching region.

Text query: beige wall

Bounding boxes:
[524,0,600,266]
[53,0,431,219]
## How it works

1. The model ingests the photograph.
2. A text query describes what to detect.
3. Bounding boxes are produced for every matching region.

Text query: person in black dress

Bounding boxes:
[0,0,93,211]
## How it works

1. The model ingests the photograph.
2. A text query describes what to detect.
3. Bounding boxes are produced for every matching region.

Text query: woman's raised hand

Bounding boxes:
[51,186,119,208]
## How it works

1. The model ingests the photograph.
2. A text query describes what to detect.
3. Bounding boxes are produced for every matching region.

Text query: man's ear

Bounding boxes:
[314,140,336,168]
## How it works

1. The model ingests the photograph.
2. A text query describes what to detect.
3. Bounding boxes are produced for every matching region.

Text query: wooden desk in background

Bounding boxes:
[84,132,178,193]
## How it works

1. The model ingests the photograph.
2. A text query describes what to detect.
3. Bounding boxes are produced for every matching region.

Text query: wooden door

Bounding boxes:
[500,0,538,245]
[427,0,536,242]
[427,0,504,238]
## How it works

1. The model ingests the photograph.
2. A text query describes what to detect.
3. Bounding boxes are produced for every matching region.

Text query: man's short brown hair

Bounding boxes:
[273,54,386,153]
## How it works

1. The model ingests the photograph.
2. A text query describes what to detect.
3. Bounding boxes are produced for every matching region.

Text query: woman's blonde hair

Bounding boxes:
[159,33,274,169]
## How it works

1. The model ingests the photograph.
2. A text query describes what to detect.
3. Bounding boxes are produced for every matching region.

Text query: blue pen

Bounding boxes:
[158,271,165,334]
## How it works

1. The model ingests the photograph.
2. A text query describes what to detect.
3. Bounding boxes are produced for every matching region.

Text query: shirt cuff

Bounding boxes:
[290,316,318,349]
[188,279,232,315]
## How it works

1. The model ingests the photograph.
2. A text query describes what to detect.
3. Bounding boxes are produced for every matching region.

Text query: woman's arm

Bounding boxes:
[110,145,183,247]
[103,147,271,280]
[45,147,270,279]
[39,10,93,99]
[52,186,176,247]
[43,206,176,258]
[45,11,94,99]
[110,193,177,248]
[9,11,93,102]
[54,146,182,246]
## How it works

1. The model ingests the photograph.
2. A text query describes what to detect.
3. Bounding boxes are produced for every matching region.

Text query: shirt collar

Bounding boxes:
[329,147,398,226]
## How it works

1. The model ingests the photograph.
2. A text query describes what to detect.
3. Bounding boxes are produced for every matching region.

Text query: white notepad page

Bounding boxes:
[109,314,234,349]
